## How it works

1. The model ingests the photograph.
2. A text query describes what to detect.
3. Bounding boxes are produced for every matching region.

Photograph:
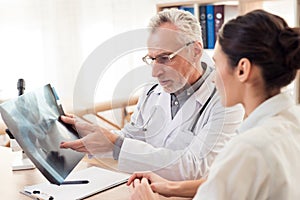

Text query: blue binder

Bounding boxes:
[179,6,195,15]
[206,5,215,49]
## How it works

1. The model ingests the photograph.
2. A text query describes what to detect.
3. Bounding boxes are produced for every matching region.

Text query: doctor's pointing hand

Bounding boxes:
[60,114,117,154]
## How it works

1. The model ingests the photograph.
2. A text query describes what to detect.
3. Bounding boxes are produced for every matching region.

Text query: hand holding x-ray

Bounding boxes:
[60,114,117,154]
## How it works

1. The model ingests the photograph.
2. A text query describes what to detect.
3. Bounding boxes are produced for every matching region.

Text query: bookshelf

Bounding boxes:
[156,0,300,103]
[155,0,300,15]
[156,0,299,45]
[157,1,238,50]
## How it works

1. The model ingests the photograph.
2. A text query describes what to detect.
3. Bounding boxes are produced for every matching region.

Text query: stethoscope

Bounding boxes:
[189,87,216,133]
[131,83,217,134]
[130,84,159,131]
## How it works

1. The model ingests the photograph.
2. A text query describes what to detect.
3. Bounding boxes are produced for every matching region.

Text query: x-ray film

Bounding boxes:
[0,84,84,185]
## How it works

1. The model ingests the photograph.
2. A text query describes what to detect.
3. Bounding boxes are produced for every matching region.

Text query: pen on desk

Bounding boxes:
[20,191,39,200]
[20,190,54,200]
[60,180,89,185]
[20,190,44,200]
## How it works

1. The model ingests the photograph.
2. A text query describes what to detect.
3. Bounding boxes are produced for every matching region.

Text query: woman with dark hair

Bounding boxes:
[128,9,300,200]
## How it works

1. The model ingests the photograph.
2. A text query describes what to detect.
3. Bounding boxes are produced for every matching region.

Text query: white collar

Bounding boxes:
[237,92,295,133]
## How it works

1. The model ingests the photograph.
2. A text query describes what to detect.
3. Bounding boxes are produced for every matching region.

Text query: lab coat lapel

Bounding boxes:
[157,89,172,123]
[162,72,215,144]
[163,91,200,136]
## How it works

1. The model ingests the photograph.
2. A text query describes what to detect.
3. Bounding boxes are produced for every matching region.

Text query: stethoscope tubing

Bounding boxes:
[131,84,216,134]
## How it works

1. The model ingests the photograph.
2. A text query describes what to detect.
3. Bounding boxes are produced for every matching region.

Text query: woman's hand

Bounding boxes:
[130,177,160,200]
[127,171,175,197]
[128,171,207,198]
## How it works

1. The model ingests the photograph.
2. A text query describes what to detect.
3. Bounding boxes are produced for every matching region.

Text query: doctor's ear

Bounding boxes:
[236,58,251,82]
[192,41,203,60]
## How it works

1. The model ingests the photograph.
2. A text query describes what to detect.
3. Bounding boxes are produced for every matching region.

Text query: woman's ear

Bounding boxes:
[236,58,251,82]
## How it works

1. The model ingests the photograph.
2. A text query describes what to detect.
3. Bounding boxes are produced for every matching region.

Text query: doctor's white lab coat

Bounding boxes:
[118,70,244,181]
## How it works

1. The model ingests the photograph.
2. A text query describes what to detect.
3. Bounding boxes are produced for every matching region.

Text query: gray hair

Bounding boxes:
[148,8,203,47]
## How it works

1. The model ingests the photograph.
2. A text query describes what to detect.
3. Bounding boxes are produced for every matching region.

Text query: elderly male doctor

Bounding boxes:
[60,9,244,181]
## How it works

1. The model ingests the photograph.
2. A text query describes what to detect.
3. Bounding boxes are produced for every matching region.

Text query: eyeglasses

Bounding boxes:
[142,41,195,65]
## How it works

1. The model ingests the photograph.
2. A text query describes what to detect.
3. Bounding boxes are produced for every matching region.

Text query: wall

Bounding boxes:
[0,0,298,110]
[0,0,157,112]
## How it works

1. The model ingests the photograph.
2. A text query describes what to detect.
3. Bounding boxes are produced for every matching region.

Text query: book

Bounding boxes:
[206,5,215,49]
[179,5,195,15]
[0,84,84,185]
[214,5,224,41]
[199,5,207,49]
[22,166,130,200]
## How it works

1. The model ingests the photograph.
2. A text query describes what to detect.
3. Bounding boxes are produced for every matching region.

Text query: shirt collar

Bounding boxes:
[237,92,295,133]
[174,63,212,99]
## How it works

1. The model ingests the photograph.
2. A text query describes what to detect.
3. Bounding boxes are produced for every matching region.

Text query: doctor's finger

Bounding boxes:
[60,115,76,125]
[64,113,75,118]
[60,140,88,152]
[74,121,100,136]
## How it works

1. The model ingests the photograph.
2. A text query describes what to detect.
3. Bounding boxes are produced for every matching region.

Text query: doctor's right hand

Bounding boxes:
[60,114,118,154]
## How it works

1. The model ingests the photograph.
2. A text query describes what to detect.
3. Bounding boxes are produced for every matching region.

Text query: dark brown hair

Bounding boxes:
[218,9,300,91]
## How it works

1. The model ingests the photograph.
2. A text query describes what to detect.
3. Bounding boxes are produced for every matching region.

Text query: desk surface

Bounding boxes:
[0,146,130,200]
[0,146,191,200]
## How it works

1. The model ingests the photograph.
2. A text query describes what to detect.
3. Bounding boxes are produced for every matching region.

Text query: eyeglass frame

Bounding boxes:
[142,41,195,65]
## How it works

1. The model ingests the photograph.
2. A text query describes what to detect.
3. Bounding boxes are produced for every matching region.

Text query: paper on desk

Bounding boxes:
[23,166,130,200]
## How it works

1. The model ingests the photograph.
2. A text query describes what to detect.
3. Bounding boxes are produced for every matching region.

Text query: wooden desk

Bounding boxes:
[0,147,191,200]
[0,146,130,200]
